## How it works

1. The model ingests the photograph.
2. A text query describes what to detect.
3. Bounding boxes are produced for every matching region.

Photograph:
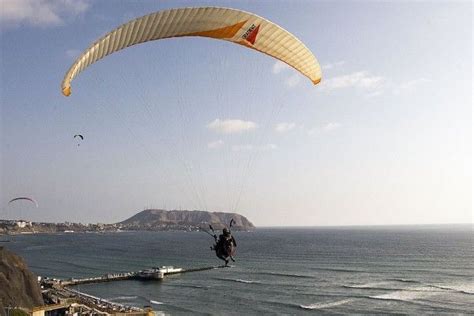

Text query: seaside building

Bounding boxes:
[29,301,155,315]
[15,220,32,228]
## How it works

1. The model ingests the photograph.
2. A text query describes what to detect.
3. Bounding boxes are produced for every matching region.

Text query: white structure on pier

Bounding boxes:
[137,266,183,280]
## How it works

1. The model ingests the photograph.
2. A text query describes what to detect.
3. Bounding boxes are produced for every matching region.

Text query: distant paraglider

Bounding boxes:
[74,134,84,146]
[8,197,38,208]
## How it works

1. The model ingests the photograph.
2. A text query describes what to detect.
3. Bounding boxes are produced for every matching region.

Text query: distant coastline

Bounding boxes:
[0,209,255,235]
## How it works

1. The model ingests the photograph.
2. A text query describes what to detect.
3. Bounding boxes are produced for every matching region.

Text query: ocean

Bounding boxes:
[5,225,473,315]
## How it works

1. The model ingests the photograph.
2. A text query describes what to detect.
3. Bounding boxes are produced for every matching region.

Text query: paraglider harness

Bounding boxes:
[205,219,237,266]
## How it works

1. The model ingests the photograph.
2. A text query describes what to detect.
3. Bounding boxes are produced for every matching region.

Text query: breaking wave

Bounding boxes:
[216,277,262,284]
[300,299,354,310]
[257,271,314,279]
[387,278,420,283]
[428,283,474,295]
[234,279,261,284]
[343,282,394,290]
[150,300,164,305]
[368,286,441,302]
[108,296,138,301]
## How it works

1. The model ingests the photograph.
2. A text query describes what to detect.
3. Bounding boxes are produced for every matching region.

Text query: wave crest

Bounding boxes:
[428,284,474,295]
[300,299,353,310]
[108,296,138,301]
[258,271,314,279]
[368,286,441,302]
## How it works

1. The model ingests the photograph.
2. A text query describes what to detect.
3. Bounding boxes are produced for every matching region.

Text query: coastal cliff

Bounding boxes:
[119,209,255,231]
[0,247,43,315]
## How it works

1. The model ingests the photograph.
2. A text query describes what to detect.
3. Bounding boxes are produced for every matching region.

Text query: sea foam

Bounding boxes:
[300,299,353,310]
[369,286,441,302]
[108,296,138,301]
[343,281,392,289]
[234,279,261,284]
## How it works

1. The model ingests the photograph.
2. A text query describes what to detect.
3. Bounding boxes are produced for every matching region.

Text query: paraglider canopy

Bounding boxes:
[61,6,321,96]
[8,197,38,208]
[73,134,84,146]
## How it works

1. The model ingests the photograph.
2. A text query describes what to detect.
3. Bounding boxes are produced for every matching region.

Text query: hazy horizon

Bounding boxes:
[1,0,472,226]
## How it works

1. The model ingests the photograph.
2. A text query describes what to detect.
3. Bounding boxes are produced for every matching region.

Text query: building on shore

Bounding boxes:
[29,301,155,316]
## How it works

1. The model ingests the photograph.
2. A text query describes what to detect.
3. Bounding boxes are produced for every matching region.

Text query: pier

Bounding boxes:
[40,265,226,315]
[46,265,226,286]
[58,271,136,286]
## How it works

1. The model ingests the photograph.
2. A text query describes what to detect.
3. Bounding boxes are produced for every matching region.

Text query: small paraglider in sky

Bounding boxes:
[8,197,38,208]
[6,197,38,223]
[74,134,84,146]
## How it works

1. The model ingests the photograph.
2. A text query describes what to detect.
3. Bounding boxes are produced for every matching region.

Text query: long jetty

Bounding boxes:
[55,265,226,286]
[59,272,136,286]
[174,265,225,274]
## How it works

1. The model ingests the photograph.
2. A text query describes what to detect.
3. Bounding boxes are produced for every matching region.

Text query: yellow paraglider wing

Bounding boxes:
[61,7,321,96]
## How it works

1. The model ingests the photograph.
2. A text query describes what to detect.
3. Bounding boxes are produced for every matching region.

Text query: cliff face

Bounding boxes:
[0,247,43,314]
[119,209,255,230]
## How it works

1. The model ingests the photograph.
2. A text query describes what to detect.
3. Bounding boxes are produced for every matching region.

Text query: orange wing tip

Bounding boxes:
[62,86,71,97]
[312,78,321,85]
[184,20,247,39]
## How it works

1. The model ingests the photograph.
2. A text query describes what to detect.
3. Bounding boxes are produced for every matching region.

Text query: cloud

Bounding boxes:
[66,49,80,59]
[272,61,290,74]
[207,140,224,149]
[275,122,296,133]
[232,144,277,152]
[320,71,384,92]
[322,122,341,132]
[272,61,301,88]
[308,122,342,135]
[286,73,301,88]
[1,0,90,28]
[393,78,430,95]
[322,61,345,70]
[206,119,257,134]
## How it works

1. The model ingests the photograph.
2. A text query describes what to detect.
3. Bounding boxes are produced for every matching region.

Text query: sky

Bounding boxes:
[0,0,472,226]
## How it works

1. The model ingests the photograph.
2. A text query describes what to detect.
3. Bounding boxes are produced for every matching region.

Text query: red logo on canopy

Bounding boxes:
[242,24,260,45]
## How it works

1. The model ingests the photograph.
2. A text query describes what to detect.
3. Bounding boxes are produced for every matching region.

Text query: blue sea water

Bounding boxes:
[4,225,473,315]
